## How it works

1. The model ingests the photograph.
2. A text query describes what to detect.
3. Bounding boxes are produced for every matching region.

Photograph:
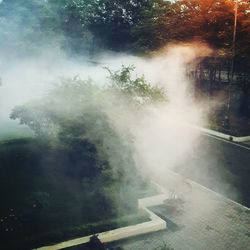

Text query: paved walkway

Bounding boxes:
[108,172,250,250]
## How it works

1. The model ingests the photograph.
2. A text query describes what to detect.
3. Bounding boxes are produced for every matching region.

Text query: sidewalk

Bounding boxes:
[108,171,250,250]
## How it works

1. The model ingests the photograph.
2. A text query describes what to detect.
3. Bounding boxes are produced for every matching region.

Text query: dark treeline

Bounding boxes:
[1,0,249,56]
[1,0,249,121]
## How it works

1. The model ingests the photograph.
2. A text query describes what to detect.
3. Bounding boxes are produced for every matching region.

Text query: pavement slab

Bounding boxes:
[107,174,250,250]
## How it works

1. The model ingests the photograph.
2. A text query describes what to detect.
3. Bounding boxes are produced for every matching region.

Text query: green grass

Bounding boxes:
[0,137,149,250]
[27,209,150,249]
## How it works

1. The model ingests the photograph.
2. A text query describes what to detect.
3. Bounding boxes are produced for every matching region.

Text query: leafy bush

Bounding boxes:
[4,66,165,249]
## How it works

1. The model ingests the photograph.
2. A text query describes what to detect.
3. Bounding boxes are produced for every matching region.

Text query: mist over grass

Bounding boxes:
[0,39,241,203]
[0,36,244,250]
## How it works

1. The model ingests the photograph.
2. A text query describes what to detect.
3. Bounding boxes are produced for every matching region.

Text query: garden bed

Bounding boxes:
[27,210,150,249]
[0,138,151,250]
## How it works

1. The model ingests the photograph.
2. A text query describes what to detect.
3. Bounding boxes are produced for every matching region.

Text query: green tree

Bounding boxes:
[59,0,173,52]
[10,67,166,218]
[106,65,165,103]
[170,0,250,58]
[130,0,174,51]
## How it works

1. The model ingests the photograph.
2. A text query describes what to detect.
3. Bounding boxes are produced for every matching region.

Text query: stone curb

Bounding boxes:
[191,125,250,142]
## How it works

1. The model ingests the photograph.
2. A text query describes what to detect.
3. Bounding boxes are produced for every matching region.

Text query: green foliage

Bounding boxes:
[10,67,165,203]
[0,137,147,249]
[107,65,166,104]
[57,0,180,52]
[1,0,249,63]
[53,0,249,59]
[11,66,166,139]
[10,69,166,200]
[4,67,165,248]
[130,0,174,51]
[60,0,158,51]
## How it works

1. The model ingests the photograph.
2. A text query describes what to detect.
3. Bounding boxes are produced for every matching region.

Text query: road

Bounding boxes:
[174,133,250,207]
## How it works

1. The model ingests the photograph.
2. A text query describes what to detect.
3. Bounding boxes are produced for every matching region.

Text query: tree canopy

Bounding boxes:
[10,66,166,217]
[1,0,249,61]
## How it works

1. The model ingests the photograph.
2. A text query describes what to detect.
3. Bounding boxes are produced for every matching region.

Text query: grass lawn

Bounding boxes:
[0,138,151,249]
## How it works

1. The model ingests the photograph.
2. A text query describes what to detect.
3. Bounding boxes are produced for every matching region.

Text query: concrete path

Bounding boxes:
[108,172,250,250]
